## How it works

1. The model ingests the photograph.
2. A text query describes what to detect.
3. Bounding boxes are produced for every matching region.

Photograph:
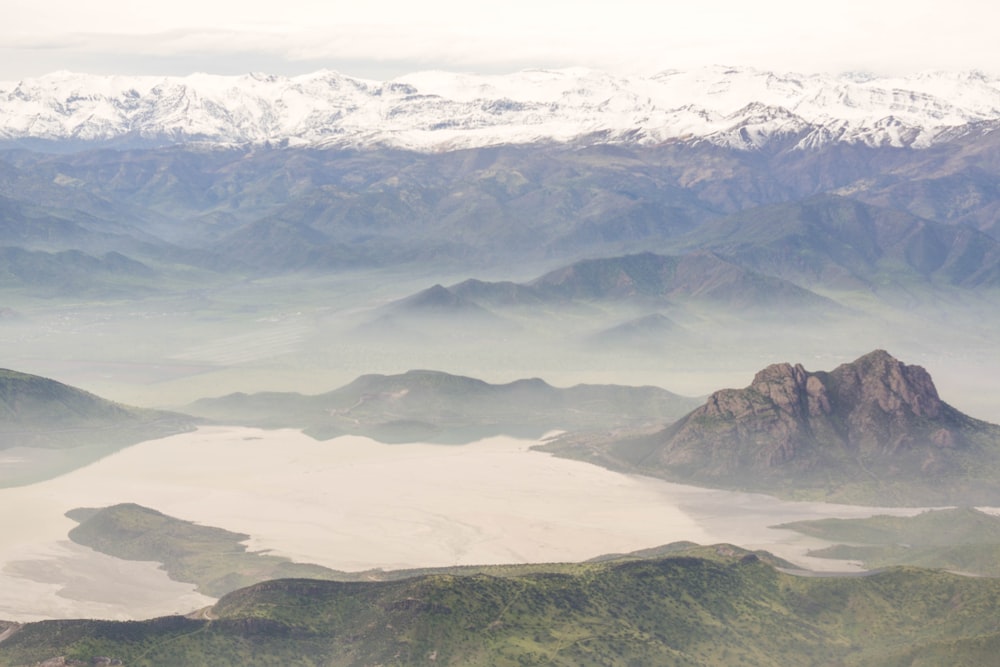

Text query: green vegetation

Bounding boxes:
[776,507,1000,576]
[3,553,1000,666]
[0,369,196,486]
[66,504,342,597]
[1,369,160,429]
[67,503,794,600]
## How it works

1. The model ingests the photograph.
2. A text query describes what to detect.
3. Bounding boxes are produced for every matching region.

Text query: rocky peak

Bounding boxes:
[741,350,944,425]
[748,362,831,418]
[3,67,1000,151]
[640,350,1000,503]
[750,362,808,404]
[829,349,942,419]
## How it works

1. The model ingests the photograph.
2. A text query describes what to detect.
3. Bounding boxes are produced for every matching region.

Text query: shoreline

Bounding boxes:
[0,426,922,622]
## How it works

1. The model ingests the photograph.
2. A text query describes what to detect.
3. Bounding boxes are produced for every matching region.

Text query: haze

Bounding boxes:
[4,262,997,423]
[5,0,999,79]
[2,47,1000,642]
[0,427,927,621]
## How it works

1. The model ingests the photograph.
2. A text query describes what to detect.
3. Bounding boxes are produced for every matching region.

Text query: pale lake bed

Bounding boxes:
[0,426,927,622]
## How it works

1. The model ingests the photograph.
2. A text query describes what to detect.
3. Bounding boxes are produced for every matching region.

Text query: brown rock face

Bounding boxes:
[830,349,942,418]
[642,350,996,503]
[826,349,949,455]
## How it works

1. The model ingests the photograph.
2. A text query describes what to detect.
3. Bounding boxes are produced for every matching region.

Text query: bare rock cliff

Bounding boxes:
[636,350,997,503]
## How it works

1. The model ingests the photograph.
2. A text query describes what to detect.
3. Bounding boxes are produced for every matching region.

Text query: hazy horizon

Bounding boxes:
[5,0,999,80]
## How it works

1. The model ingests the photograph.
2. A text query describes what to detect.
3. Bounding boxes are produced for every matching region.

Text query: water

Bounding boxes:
[0,426,923,621]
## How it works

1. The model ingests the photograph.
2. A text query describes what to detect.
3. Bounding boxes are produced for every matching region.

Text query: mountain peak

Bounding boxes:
[634,350,1000,504]
[3,67,999,151]
[829,349,943,419]
[747,362,818,413]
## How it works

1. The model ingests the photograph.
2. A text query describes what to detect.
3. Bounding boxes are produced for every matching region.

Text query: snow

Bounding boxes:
[1,66,1000,151]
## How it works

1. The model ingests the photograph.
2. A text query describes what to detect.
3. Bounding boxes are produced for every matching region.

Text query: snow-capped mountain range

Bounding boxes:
[2,66,1000,151]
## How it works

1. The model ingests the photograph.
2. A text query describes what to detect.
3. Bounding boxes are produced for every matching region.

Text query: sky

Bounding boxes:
[4,0,999,81]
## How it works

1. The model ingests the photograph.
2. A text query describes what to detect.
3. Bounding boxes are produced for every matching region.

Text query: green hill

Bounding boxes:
[64,503,792,599]
[0,369,195,486]
[3,553,1000,666]
[776,507,1000,576]
[66,503,342,597]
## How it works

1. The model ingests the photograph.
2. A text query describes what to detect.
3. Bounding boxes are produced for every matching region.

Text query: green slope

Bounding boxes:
[66,504,343,597]
[67,503,784,599]
[776,507,1000,576]
[3,555,1000,666]
[0,369,196,486]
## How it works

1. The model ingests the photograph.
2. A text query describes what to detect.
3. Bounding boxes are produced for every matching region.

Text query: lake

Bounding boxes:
[0,426,923,621]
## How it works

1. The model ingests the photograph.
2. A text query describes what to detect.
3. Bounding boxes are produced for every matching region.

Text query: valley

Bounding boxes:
[0,425,926,623]
[2,64,1000,664]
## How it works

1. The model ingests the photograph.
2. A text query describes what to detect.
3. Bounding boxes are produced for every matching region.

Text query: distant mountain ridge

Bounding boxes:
[680,195,1000,289]
[528,251,837,309]
[388,252,838,316]
[185,369,698,443]
[3,66,1000,151]
[4,137,1000,282]
[540,350,1000,504]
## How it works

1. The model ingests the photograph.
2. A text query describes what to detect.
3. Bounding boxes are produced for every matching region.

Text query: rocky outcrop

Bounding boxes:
[631,350,1000,504]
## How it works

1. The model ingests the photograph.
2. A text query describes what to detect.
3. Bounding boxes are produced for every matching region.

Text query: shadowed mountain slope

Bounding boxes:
[390,251,838,318]
[681,195,1000,290]
[0,369,190,437]
[584,313,681,349]
[210,217,363,273]
[388,283,502,317]
[528,251,837,310]
[448,278,550,307]
[0,247,156,296]
[5,137,1000,282]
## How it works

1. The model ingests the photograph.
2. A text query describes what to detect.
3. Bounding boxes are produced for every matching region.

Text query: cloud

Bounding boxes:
[2,0,999,79]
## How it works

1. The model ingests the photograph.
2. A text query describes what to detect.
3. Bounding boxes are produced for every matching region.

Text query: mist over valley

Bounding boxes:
[2,66,1000,665]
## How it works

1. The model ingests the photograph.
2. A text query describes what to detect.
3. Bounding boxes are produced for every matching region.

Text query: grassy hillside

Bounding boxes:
[2,553,1000,666]
[67,503,793,599]
[776,507,1000,576]
[0,369,196,486]
[66,504,343,597]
